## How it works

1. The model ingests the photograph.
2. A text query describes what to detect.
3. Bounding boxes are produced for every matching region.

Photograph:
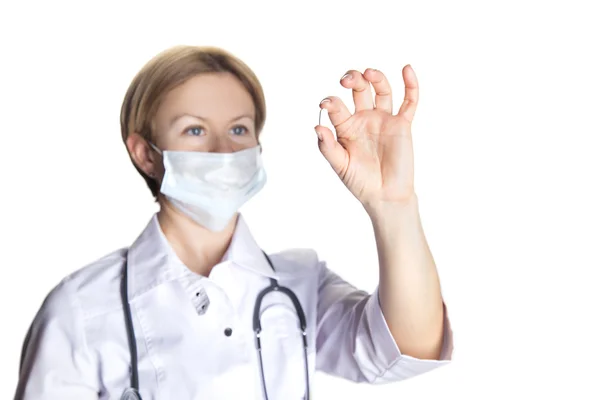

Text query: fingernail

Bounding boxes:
[341,73,352,81]
[315,128,323,141]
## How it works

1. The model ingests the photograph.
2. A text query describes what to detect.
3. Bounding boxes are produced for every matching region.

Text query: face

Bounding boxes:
[128,72,258,179]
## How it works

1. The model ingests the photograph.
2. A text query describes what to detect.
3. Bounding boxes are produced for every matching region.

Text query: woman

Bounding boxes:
[15,45,453,399]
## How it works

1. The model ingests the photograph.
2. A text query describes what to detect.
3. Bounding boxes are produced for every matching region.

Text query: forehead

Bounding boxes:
[156,72,255,122]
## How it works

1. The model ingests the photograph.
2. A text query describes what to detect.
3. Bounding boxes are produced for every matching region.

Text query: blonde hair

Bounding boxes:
[119,45,267,198]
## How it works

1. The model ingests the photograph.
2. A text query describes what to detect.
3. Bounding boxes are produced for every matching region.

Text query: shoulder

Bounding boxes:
[266,248,325,278]
[40,247,128,323]
[15,251,127,396]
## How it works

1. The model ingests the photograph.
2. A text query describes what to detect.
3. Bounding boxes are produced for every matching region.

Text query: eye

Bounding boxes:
[230,125,249,136]
[184,126,205,136]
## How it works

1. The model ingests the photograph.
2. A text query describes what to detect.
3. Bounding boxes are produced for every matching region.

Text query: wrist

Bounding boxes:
[364,192,420,223]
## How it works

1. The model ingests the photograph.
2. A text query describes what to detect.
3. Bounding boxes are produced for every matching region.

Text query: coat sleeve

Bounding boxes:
[14,277,99,400]
[315,261,453,383]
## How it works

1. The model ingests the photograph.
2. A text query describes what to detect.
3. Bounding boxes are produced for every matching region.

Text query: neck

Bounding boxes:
[156,196,238,276]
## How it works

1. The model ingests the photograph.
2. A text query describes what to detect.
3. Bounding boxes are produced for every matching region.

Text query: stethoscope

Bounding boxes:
[120,251,310,400]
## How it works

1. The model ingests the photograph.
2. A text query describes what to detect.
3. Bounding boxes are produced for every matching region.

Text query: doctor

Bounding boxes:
[15,45,453,399]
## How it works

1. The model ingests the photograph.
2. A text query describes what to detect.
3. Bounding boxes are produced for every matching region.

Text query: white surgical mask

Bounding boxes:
[150,143,267,231]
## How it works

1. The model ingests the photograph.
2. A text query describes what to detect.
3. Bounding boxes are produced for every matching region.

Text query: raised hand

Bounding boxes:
[315,65,419,212]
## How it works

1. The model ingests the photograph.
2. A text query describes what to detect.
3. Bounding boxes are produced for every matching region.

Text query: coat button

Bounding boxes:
[224,327,232,337]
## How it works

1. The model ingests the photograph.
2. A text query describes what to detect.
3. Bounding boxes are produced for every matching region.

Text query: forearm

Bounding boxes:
[367,193,445,360]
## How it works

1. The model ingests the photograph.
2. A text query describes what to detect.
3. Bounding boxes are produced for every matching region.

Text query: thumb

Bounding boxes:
[314,125,348,177]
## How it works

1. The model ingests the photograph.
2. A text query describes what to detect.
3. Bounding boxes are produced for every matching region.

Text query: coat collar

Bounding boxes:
[126,212,277,299]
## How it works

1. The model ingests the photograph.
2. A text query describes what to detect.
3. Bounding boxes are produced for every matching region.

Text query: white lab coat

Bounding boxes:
[15,214,453,399]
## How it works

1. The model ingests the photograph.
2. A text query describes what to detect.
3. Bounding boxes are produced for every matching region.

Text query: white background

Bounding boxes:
[1,0,599,398]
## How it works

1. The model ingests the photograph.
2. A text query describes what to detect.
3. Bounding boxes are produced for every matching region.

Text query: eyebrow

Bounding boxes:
[169,113,254,127]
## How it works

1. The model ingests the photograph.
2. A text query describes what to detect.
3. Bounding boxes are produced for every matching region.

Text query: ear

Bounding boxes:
[126,133,159,177]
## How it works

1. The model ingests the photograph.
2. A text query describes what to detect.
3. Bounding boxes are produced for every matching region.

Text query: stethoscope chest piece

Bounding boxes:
[121,387,142,400]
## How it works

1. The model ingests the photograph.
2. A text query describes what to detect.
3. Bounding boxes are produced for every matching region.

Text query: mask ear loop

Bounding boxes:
[146,141,162,179]
[148,141,163,155]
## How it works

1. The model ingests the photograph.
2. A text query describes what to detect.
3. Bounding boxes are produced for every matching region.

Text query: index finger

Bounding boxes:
[319,96,352,129]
